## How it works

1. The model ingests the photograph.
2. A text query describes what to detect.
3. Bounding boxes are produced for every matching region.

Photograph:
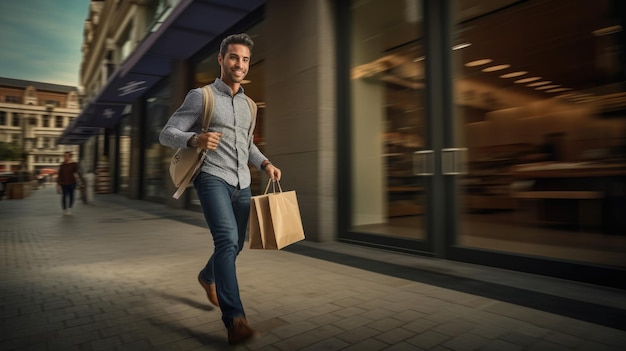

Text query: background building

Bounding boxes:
[0,77,80,175]
[61,0,626,288]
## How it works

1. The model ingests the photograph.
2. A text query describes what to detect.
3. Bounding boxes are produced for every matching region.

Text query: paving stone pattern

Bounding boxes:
[1,186,625,350]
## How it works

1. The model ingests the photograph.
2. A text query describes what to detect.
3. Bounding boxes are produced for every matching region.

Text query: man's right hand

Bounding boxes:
[199,132,223,150]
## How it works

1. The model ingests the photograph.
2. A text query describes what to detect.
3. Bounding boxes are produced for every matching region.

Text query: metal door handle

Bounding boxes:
[413,150,434,176]
[441,148,467,175]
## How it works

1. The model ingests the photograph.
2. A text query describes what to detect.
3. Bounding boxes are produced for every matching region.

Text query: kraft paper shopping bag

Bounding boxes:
[249,180,305,250]
[249,193,272,249]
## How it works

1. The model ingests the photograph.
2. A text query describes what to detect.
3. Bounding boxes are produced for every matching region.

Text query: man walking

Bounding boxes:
[57,152,83,215]
[159,33,281,345]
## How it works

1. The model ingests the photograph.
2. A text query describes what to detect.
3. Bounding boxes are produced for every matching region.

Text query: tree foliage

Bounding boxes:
[0,142,22,161]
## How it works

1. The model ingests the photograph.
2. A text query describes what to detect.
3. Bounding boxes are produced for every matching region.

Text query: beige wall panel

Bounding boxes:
[265,105,318,154]
[264,0,336,241]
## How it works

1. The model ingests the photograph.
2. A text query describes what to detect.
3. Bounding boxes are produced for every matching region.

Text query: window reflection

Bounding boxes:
[350,0,427,239]
[144,84,171,200]
[455,0,626,267]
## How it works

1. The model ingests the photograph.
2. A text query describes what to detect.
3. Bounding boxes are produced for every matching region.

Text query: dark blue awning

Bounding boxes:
[59,0,264,144]
[59,103,128,145]
[76,103,128,129]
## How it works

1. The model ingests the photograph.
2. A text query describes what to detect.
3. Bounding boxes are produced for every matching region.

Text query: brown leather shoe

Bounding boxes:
[227,317,259,345]
[197,274,219,307]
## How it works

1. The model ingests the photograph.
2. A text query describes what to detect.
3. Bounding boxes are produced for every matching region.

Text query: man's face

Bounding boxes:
[218,43,250,85]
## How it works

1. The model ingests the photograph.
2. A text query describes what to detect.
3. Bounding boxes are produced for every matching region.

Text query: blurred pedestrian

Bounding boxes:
[159,33,281,345]
[57,152,84,215]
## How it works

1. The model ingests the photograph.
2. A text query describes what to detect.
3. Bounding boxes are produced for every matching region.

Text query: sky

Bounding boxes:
[0,0,91,87]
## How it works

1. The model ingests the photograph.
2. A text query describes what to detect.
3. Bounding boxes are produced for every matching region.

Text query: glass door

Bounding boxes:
[346,0,430,251]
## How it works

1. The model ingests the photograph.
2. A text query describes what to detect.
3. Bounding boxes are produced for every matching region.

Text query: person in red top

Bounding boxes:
[57,152,83,215]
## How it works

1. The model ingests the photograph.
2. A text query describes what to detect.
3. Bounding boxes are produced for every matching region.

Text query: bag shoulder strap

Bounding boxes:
[201,85,214,132]
[245,95,257,121]
[244,95,257,141]
[172,86,212,200]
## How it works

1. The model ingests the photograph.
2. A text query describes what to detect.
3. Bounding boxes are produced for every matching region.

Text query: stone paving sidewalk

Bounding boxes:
[1,186,625,350]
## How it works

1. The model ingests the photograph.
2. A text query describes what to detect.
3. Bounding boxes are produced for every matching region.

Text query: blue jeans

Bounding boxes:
[194,172,251,326]
[61,184,77,209]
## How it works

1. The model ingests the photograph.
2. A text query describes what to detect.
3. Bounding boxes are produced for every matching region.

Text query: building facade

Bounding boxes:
[63,0,626,288]
[0,78,80,174]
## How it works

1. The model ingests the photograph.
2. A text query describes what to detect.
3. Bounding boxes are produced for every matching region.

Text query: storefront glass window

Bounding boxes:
[453,0,626,267]
[144,82,171,200]
[118,115,131,195]
[349,0,427,240]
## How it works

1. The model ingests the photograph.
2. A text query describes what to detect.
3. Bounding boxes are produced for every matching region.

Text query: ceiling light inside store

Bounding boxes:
[515,77,541,83]
[593,25,623,36]
[453,43,472,50]
[535,85,560,90]
[413,56,425,62]
[547,88,572,93]
[465,59,492,67]
[527,81,552,87]
[500,71,527,78]
[482,64,510,72]
[560,93,576,97]
[572,96,595,103]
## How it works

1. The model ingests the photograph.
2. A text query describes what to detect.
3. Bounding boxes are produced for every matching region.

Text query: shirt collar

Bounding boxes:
[213,78,244,96]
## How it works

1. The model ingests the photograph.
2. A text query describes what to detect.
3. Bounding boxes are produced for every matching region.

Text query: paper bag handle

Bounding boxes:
[263,179,283,194]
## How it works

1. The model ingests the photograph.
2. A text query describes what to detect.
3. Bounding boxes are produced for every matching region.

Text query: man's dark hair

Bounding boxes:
[219,33,254,58]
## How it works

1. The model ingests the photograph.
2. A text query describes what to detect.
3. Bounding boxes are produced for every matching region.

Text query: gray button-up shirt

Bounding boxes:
[159,78,266,189]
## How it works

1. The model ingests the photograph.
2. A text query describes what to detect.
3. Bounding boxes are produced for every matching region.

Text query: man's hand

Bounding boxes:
[263,162,281,181]
[198,131,223,150]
